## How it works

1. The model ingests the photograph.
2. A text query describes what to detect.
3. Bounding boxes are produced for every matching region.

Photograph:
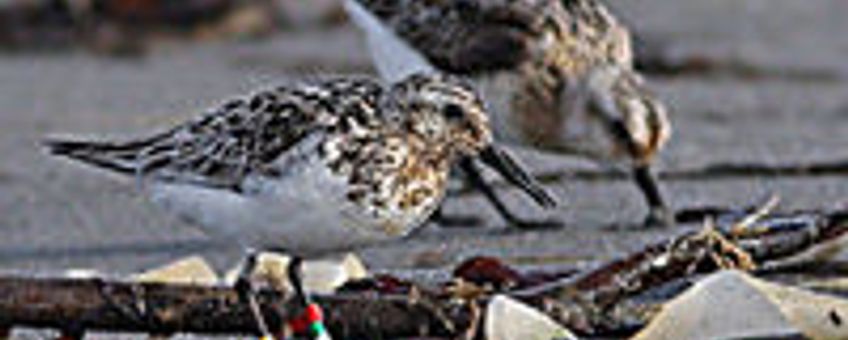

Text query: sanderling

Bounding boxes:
[345,0,674,227]
[44,72,556,338]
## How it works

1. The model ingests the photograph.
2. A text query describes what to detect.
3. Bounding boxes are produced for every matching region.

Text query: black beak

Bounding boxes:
[474,145,558,209]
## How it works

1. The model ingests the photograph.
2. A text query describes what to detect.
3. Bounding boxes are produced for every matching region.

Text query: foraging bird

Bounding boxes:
[44,73,556,338]
[344,0,673,227]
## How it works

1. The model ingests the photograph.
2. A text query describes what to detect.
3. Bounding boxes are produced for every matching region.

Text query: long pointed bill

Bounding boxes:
[476,145,559,209]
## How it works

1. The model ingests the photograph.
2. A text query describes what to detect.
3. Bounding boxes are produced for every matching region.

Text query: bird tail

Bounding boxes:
[43,133,169,176]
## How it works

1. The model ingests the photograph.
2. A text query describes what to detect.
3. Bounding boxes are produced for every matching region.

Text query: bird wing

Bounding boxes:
[350,0,544,75]
[350,0,631,75]
[46,79,384,191]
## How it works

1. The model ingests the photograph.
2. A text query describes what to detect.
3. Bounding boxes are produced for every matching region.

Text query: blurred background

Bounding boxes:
[0,0,846,277]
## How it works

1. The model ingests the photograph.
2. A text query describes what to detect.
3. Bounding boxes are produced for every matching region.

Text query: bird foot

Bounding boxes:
[641,207,676,229]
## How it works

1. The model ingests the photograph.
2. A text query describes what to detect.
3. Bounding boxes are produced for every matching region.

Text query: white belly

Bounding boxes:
[147,155,408,257]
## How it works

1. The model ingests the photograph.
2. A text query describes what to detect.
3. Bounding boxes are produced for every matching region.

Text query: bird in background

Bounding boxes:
[44,73,556,339]
[344,0,674,228]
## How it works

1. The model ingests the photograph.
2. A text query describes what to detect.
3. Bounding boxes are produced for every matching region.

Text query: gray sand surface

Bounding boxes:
[0,0,846,285]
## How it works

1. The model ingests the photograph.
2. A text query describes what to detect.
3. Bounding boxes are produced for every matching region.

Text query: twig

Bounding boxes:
[0,209,844,338]
[513,208,848,334]
[0,276,472,339]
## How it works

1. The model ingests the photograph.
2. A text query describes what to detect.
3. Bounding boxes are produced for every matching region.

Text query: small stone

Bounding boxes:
[62,269,103,279]
[132,256,219,285]
[634,270,848,340]
[340,253,369,281]
[485,295,577,340]
[748,272,848,339]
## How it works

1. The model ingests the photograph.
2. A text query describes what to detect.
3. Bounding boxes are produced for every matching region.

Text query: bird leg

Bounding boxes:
[287,257,309,307]
[235,252,330,340]
[285,256,331,340]
[633,165,675,228]
[234,250,274,339]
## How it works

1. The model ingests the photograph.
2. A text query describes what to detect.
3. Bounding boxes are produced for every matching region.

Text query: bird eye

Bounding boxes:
[443,103,465,121]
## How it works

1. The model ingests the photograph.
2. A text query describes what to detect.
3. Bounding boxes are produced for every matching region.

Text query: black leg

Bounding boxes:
[460,158,561,229]
[234,250,273,338]
[287,256,309,307]
[285,256,331,340]
[633,165,674,228]
[238,252,329,339]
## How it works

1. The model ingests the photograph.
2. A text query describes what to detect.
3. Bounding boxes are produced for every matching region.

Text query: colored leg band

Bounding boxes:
[288,303,325,335]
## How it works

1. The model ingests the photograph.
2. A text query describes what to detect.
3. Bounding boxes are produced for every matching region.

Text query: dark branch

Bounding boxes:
[0,209,844,338]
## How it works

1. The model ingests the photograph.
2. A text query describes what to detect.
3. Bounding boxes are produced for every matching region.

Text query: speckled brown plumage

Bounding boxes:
[353,0,630,75]
[44,73,554,255]
[347,0,674,227]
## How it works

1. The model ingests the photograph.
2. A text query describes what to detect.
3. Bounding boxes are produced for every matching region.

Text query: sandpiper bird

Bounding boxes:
[44,73,556,338]
[344,0,673,227]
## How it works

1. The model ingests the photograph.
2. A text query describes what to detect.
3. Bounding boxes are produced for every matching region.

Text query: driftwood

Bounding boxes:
[0,208,845,339]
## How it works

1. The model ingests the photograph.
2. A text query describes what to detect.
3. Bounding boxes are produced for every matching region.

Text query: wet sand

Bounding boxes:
[0,0,846,282]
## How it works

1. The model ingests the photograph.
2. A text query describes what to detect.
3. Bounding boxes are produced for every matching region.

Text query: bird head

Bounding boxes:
[387,72,558,209]
[560,65,671,168]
